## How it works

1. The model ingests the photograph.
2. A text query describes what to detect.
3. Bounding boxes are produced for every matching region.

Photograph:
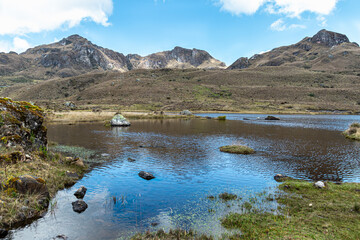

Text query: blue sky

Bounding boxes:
[0,0,359,65]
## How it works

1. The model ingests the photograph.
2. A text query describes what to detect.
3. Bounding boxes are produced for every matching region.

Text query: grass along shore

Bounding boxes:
[0,147,87,229]
[132,180,360,239]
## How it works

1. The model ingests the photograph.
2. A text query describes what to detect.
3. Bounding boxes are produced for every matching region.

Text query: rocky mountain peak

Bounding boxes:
[59,34,89,46]
[310,29,349,47]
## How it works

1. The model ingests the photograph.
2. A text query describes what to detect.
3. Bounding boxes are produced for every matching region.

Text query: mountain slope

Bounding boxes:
[0,35,225,80]
[228,29,360,72]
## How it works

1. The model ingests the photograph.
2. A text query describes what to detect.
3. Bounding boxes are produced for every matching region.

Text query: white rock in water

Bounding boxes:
[111,114,131,127]
[314,181,325,188]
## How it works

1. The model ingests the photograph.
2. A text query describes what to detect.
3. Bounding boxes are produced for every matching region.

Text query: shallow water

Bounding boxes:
[7,114,360,239]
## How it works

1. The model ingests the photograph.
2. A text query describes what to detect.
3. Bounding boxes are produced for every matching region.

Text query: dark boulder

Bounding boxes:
[72,200,88,213]
[7,175,49,198]
[74,186,87,199]
[265,116,280,121]
[0,229,8,238]
[139,171,155,180]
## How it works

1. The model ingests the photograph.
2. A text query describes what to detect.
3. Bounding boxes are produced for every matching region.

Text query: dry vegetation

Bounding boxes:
[2,67,360,114]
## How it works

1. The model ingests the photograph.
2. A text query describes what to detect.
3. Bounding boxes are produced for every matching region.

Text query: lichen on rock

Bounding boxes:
[0,98,47,151]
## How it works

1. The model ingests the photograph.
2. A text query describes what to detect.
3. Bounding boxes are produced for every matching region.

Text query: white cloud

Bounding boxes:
[270,18,306,31]
[270,19,286,31]
[0,37,31,53]
[218,0,267,15]
[0,0,113,35]
[217,0,338,17]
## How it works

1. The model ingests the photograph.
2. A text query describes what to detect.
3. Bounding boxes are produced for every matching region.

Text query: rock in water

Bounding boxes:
[180,110,193,116]
[110,114,131,127]
[72,200,88,213]
[138,171,155,180]
[265,116,280,120]
[74,186,87,199]
[0,229,8,238]
[314,181,325,189]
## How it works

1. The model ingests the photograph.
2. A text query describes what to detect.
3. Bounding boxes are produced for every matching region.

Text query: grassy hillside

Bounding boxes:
[1,67,360,113]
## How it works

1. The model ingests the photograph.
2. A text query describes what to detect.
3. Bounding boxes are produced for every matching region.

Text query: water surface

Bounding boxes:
[7,114,360,239]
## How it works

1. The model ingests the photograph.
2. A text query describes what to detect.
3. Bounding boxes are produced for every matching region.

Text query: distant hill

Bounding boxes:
[228,29,360,72]
[0,35,226,80]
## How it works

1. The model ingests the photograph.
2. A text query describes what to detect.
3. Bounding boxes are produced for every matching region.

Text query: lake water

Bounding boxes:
[6,114,360,239]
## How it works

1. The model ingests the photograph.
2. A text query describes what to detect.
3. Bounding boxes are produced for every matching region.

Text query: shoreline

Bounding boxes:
[44,109,359,124]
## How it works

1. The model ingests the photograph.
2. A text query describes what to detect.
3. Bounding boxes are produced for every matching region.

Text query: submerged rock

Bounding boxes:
[265,116,280,120]
[72,200,88,213]
[74,186,87,199]
[314,181,325,189]
[110,114,131,127]
[138,171,155,180]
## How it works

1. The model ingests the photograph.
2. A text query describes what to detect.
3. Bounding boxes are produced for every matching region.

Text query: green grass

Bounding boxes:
[343,122,360,141]
[219,145,255,154]
[219,192,237,201]
[131,229,213,240]
[221,180,360,239]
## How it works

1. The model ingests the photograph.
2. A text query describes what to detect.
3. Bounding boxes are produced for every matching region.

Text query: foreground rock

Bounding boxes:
[6,175,49,199]
[0,229,8,238]
[110,114,131,127]
[74,186,87,199]
[0,98,47,150]
[72,200,88,213]
[138,171,155,180]
[265,116,280,120]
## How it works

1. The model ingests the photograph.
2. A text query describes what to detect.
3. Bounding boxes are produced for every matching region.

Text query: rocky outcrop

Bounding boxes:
[228,29,357,70]
[0,98,47,151]
[265,116,280,121]
[129,47,226,69]
[310,29,349,47]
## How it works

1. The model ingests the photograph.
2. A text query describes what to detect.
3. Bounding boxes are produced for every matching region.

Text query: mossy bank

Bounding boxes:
[0,98,87,233]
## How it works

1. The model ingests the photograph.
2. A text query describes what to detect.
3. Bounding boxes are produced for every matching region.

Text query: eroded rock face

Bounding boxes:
[0,98,47,151]
[227,57,250,70]
[311,29,349,47]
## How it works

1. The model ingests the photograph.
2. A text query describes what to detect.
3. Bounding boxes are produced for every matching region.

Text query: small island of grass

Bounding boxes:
[343,123,360,141]
[220,145,255,154]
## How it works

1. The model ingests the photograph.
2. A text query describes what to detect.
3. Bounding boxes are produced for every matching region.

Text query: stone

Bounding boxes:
[53,235,68,240]
[74,186,87,199]
[151,222,159,227]
[274,174,292,182]
[64,102,76,110]
[65,171,79,178]
[179,110,193,116]
[0,229,8,238]
[72,200,88,213]
[110,114,131,127]
[73,158,85,168]
[127,157,136,162]
[314,181,325,189]
[8,175,49,198]
[265,116,280,121]
[138,171,155,180]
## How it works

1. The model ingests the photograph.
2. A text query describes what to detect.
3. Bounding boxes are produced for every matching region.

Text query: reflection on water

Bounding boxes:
[8,115,360,239]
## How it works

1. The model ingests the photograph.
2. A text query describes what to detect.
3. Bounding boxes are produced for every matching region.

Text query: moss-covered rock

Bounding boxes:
[0,98,47,150]
[343,123,360,141]
[220,145,255,154]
